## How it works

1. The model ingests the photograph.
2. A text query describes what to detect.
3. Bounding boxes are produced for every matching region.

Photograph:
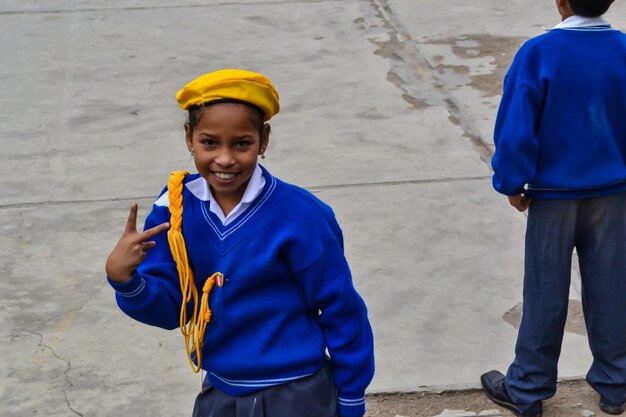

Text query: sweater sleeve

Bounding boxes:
[293,236,375,417]
[492,69,544,196]
[107,203,184,330]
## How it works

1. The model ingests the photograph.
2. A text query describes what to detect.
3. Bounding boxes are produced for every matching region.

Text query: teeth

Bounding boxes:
[214,172,236,180]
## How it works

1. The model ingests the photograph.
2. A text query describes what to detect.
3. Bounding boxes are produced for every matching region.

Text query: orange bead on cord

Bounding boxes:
[167,171,221,373]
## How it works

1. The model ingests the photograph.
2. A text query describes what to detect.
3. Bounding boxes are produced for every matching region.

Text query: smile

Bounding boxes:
[212,172,238,181]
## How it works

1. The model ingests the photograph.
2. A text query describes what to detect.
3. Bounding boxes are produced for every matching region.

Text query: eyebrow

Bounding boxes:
[197,133,256,140]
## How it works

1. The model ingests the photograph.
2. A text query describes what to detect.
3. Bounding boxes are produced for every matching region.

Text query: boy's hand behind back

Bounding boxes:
[105,203,170,283]
[507,193,533,212]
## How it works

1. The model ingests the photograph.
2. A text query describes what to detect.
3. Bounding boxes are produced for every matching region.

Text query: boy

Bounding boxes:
[480,1,626,416]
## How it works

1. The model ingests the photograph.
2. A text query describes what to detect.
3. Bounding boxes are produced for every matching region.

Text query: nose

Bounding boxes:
[215,148,235,166]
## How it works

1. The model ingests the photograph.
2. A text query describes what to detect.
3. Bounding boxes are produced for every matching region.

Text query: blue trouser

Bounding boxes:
[505,192,626,412]
[192,363,337,417]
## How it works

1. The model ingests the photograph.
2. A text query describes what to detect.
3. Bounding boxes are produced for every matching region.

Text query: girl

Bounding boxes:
[105,69,375,417]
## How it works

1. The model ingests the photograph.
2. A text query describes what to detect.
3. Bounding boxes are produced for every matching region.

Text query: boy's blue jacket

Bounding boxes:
[492,26,626,198]
[108,166,374,417]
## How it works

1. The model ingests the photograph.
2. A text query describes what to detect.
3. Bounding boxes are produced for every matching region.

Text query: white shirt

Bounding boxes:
[155,164,266,226]
[553,15,610,30]
[208,164,265,226]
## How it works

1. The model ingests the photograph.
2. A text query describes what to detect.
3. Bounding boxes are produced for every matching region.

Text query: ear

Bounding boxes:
[184,122,193,152]
[556,0,573,18]
[259,124,271,154]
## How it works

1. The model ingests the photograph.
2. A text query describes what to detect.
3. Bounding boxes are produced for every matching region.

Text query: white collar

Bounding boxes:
[207,164,265,225]
[554,15,610,29]
[233,164,264,205]
[154,165,266,225]
[181,164,264,203]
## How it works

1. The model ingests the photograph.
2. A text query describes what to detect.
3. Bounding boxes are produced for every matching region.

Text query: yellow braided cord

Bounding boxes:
[167,171,220,373]
[198,274,217,343]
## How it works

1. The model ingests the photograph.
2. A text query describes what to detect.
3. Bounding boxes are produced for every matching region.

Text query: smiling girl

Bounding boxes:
[105,69,374,417]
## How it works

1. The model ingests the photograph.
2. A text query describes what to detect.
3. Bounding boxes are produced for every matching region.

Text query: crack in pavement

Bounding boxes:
[0,0,342,16]
[22,330,84,417]
[307,175,491,192]
[131,59,168,114]
[360,0,494,166]
[31,283,107,326]
[0,175,492,210]
[0,195,159,210]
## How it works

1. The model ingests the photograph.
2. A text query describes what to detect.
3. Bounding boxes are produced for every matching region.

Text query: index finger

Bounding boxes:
[125,203,139,233]
[139,222,171,241]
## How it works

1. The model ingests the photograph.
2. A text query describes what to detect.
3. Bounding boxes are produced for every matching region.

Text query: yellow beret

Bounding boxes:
[175,69,280,121]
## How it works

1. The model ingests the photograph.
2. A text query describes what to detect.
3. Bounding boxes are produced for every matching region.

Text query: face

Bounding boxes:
[185,103,269,208]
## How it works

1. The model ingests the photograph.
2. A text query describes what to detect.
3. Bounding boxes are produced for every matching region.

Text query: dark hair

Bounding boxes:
[568,0,614,17]
[187,99,265,138]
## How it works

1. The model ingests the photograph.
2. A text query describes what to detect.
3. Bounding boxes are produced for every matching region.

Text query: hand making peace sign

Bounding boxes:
[105,203,170,283]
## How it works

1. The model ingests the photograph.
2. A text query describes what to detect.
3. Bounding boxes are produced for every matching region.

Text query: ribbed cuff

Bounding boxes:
[338,393,366,417]
[107,272,145,298]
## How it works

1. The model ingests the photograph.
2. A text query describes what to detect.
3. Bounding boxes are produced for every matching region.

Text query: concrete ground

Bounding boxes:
[2,0,625,416]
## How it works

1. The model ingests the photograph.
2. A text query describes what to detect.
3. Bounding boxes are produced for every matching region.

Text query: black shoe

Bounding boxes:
[480,370,543,417]
[600,397,626,415]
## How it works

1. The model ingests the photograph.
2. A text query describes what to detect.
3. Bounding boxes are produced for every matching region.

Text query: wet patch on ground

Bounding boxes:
[356,1,519,164]
[417,34,525,98]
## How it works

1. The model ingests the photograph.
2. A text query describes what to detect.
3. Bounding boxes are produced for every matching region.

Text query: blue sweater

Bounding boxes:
[492,25,626,198]
[108,166,375,417]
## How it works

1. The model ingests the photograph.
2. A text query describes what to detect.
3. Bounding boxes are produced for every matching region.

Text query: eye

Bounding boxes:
[235,140,252,148]
[200,138,216,146]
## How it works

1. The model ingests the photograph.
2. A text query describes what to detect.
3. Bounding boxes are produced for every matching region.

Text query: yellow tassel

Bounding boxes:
[197,274,217,342]
[167,171,221,373]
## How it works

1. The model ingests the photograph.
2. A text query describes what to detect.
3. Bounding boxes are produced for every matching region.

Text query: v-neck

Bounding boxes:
[190,168,278,255]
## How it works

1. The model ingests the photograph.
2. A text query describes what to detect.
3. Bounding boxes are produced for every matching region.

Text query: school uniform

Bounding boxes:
[491,15,626,412]
[108,164,375,417]
[192,361,337,417]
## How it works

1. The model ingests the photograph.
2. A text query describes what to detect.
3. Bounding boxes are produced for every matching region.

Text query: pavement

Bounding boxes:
[2,1,626,416]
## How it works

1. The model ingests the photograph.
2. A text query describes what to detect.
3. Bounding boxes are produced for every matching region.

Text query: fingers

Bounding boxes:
[141,241,157,250]
[125,203,139,233]
[124,205,169,241]
[517,195,532,212]
[507,193,532,212]
[140,222,171,241]
[508,195,522,210]
[512,199,531,212]
[134,240,157,258]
